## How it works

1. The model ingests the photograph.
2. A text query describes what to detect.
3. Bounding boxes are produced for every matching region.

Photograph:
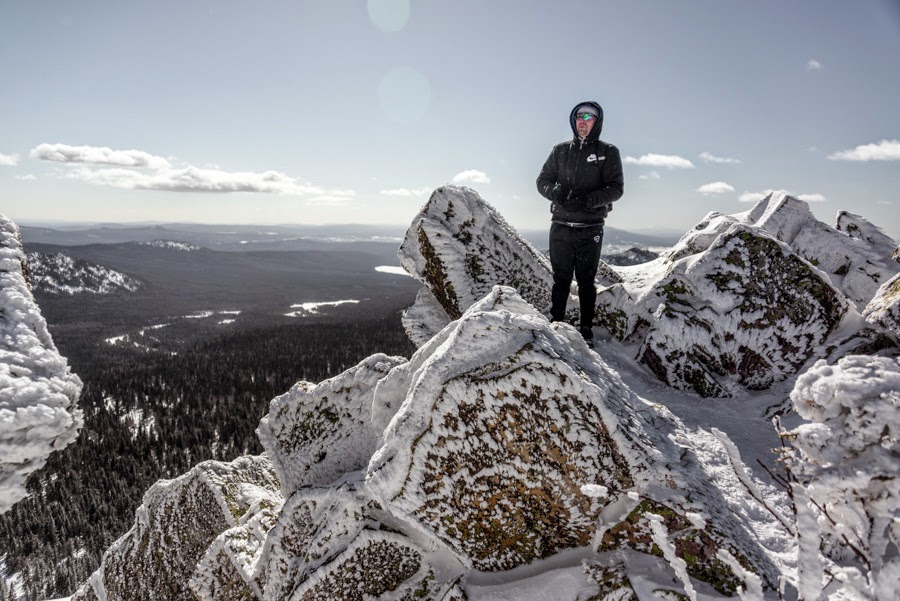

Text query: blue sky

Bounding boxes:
[2,0,899,238]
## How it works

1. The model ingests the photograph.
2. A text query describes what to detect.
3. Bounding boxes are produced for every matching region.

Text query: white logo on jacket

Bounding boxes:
[587,154,605,163]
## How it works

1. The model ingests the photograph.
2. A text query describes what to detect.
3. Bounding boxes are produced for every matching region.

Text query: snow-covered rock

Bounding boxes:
[367,286,791,587]
[636,224,847,397]
[73,455,280,601]
[398,186,896,397]
[784,356,900,600]
[66,190,899,599]
[257,353,407,497]
[74,286,795,599]
[26,251,141,295]
[398,185,558,336]
[0,214,83,514]
[863,272,900,339]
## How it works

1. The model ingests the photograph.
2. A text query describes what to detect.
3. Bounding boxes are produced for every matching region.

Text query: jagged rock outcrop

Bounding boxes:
[73,456,280,601]
[0,213,83,513]
[76,285,794,599]
[864,272,900,339]
[399,187,898,397]
[398,185,557,345]
[635,224,847,397]
[368,286,790,586]
[256,353,406,496]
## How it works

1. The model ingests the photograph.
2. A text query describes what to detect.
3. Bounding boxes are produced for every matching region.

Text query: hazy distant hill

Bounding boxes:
[20,222,681,256]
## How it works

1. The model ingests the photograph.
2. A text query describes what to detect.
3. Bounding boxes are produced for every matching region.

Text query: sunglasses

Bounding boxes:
[575,113,597,122]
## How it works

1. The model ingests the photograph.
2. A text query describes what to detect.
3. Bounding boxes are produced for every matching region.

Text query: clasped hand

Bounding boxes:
[550,183,592,211]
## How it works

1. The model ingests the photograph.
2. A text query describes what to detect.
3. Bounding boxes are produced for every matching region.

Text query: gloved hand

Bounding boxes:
[547,182,569,202]
[563,191,591,211]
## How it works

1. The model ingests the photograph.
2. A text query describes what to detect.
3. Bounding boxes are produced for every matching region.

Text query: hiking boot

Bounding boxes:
[580,327,595,349]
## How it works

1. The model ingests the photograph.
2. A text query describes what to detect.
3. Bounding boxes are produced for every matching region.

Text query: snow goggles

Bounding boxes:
[575,113,597,121]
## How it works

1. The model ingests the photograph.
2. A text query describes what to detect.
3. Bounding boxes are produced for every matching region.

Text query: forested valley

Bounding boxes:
[0,312,417,600]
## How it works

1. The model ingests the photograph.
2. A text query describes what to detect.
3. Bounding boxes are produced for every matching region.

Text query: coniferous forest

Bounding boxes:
[0,309,417,600]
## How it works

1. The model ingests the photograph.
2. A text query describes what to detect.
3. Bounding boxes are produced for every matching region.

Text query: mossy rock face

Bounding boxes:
[258,354,405,496]
[190,498,281,601]
[583,562,637,600]
[418,225,462,320]
[255,484,382,600]
[91,456,279,601]
[639,226,846,397]
[406,364,632,571]
[293,532,428,601]
[600,499,750,596]
[400,186,556,329]
[864,273,900,338]
[595,284,641,341]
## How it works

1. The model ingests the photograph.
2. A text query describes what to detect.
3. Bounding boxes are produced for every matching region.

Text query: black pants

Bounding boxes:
[549,222,604,329]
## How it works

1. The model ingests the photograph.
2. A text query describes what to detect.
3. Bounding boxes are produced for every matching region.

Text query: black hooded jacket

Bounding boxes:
[536,101,624,225]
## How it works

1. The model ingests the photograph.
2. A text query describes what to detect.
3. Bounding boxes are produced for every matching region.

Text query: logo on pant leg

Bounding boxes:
[593,236,601,243]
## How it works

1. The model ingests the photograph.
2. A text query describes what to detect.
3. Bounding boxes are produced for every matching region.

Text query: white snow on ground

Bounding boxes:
[284,299,359,317]
[375,265,413,276]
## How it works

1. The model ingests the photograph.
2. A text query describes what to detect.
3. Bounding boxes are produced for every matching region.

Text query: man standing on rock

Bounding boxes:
[536,100,624,348]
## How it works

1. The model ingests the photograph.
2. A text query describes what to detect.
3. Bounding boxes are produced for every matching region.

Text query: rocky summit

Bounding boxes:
[400,187,898,396]
[72,283,795,600]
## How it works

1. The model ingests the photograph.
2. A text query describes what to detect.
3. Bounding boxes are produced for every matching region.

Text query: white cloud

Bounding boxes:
[452,170,491,184]
[807,59,823,71]
[31,143,172,169]
[639,171,661,180]
[15,174,36,181]
[699,152,741,165]
[66,165,352,197]
[827,139,900,162]
[30,142,349,198]
[623,154,694,169]
[877,200,894,206]
[380,187,432,197]
[739,189,826,203]
[0,153,18,166]
[697,181,735,195]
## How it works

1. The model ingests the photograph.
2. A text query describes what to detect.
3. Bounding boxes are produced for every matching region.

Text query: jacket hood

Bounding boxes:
[569,101,604,142]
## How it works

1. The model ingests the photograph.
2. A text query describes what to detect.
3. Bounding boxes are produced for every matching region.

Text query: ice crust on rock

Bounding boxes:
[368,286,791,585]
[75,285,793,599]
[257,353,406,497]
[398,185,558,336]
[863,272,900,339]
[597,192,897,396]
[397,187,897,397]
[73,455,280,601]
[784,355,900,600]
[0,213,83,513]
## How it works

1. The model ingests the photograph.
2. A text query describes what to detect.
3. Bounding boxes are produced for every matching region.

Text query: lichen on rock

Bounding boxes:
[257,353,407,496]
[75,455,279,601]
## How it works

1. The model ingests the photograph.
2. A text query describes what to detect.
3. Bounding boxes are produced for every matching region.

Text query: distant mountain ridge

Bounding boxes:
[20,221,680,255]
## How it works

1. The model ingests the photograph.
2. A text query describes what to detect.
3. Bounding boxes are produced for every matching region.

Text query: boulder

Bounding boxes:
[0,213,83,513]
